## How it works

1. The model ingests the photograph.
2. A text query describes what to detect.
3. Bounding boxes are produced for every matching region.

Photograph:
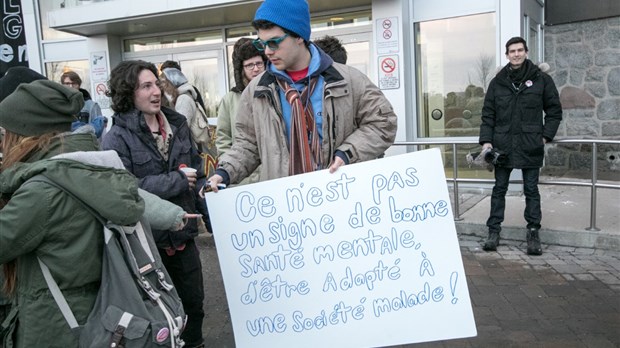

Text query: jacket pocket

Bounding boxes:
[492,125,511,150]
[131,151,155,177]
[175,141,194,166]
[521,124,544,157]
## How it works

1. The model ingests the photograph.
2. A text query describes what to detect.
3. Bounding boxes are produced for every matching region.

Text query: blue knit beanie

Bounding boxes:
[254,0,311,41]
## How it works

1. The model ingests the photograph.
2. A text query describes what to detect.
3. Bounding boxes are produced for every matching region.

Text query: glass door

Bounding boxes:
[339,33,371,77]
[415,12,496,139]
[410,0,498,182]
[175,51,225,119]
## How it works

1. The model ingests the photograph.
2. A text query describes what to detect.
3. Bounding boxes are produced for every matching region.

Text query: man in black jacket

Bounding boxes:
[479,37,563,255]
[102,60,206,348]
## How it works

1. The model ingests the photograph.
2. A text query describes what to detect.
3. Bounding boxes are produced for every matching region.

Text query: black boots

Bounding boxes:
[483,232,500,251]
[483,229,542,254]
[527,228,543,255]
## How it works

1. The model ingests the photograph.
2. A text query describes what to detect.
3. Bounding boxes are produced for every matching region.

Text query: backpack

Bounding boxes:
[31,175,186,348]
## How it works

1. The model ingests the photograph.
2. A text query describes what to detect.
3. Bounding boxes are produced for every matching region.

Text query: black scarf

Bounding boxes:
[508,59,534,84]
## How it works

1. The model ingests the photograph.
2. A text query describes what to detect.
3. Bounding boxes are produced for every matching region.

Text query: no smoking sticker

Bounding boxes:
[95,83,108,95]
[378,55,399,90]
[381,58,396,73]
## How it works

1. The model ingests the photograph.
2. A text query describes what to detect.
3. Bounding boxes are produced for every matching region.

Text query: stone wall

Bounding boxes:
[543,16,620,178]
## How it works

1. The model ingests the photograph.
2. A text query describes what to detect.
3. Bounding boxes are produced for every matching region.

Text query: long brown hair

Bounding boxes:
[1,130,58,296]
[159,75,180,107]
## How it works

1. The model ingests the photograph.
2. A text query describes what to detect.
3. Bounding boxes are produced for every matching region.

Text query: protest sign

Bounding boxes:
[206,148,476,348]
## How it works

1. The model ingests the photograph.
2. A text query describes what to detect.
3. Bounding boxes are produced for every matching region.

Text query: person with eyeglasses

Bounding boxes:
[216,38,267,186]
[206,0,396,192]
[60,70,108,140]
[102,60,207,348]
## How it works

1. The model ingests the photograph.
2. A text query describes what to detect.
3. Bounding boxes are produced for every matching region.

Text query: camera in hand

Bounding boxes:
[484,148,508,166]
[76,111,90,124]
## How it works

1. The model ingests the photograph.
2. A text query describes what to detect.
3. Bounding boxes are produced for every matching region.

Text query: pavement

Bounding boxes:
[197,178,620,347]
[454,178,620,251]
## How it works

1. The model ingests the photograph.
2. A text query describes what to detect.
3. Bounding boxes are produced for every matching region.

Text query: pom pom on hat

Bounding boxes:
[0,80,84,137]
[254,0,311,41]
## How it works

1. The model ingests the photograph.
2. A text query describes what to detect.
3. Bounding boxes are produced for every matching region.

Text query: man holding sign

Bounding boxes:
[206,0,396,191]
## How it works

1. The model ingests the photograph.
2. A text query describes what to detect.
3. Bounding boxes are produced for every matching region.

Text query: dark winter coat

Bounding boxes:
[479,60,562,168]
[0,133,144,348]
[102,107,206,248]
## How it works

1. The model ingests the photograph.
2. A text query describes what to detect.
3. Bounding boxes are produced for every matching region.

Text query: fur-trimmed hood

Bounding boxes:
[231,38,267,93]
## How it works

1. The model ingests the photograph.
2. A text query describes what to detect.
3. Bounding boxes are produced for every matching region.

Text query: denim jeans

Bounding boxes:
[486,167,542,233]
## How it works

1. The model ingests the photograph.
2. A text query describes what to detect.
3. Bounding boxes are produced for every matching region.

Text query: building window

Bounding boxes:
[124,30,222,53]
[310,10,371,33]
[415,12,496,138]
[45,60,90,87]
[38,0,81,40]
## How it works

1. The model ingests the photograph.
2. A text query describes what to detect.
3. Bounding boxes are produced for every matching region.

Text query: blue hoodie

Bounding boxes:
[268,43,334,142]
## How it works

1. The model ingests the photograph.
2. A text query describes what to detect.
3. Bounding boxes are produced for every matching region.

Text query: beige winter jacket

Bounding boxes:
[218,62,397,184]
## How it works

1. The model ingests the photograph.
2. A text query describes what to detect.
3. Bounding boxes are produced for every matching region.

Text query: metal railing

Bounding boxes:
[392,138,620,231]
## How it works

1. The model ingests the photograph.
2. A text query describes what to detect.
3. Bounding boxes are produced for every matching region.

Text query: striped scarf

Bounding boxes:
[277,77,322,175]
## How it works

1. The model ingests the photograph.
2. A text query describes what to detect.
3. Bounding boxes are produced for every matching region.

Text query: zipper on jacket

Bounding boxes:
[257,86,289,151]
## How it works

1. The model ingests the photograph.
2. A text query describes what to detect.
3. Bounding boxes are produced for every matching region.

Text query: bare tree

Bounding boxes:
[473,53,495,91]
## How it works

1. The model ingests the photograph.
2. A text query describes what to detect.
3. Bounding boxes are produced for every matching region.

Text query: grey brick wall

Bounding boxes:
[544,17,620,177]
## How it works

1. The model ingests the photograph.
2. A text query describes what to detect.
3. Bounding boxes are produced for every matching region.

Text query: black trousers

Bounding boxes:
[159,239,204,347]
[486,166,542,233]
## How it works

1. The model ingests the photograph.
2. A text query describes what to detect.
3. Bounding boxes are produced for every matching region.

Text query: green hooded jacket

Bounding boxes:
[0,133,145,348]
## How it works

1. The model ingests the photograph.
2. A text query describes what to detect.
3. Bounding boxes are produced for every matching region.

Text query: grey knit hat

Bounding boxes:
[161,68,188,88]
[0,80,83,136]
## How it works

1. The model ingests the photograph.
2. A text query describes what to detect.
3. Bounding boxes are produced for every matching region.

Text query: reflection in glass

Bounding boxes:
[342,41,369,76]
[415,12,496,139]
[310,10,371,33]
[180,58,221,118]
[526,16,541,64]
[45,60,90,90]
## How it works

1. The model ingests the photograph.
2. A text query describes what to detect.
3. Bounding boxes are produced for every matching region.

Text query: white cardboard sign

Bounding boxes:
[206,149,476,348]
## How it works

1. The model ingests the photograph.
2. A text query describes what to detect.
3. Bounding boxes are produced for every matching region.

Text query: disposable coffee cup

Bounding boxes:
[180,167,197,174]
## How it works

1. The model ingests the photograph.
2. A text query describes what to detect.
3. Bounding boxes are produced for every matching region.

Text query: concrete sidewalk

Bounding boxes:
[453,179,620,251]
[198,235,620,348]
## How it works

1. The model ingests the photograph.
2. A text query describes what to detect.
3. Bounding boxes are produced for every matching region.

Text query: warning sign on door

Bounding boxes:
[378,55,400,90]
[376,17,399,55]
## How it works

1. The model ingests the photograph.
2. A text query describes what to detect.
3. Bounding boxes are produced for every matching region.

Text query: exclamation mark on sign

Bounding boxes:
[450,271,458,304]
